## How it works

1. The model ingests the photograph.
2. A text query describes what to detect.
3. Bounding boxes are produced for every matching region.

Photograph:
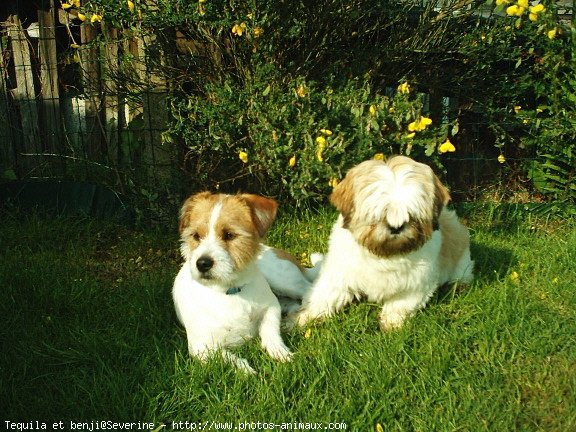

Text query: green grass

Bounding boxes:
[1,206,575,431]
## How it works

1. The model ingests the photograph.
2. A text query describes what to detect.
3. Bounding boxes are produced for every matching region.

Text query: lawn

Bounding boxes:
[1,205,575,431]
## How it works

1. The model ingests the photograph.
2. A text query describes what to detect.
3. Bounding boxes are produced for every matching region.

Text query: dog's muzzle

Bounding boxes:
[196,255,214,275]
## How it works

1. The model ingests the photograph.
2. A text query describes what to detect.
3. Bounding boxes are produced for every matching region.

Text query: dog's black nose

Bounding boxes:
[389,223,406,235]
[196,256,214,273]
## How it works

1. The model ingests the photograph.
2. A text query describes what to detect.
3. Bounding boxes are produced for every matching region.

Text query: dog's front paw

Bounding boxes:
[263,341,293,362]
[378,311,407,332]
[235,358,257,374]
[292,307,320,328]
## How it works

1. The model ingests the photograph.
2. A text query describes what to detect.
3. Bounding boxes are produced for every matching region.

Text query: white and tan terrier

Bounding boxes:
[173,191,316,373]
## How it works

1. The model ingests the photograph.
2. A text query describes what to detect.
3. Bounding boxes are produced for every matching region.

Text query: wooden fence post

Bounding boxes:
[80,21,104,161]
[0,51,16,177]
[135,31,170,183]
[38,0,63,171]
[7,14,42,176]
[102,24,120,166]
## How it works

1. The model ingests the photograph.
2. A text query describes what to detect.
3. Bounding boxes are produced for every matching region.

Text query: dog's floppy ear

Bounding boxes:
[432,175,451,229]
[240,194,278,237]
[178,191,212,233]
[330,176,354,227]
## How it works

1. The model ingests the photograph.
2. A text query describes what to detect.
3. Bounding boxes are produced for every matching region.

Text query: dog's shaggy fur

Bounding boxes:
[296,156,474,330]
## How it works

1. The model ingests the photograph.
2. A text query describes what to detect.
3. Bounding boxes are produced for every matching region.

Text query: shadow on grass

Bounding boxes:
[432,240,516,305]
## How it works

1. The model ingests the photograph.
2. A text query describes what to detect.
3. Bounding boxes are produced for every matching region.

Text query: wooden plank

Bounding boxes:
[102,23,119,165]
[0,48,17,177]
[7,14,42,176]
[79,21,104,161]
[135,32,170,181]
[38,0,63,160]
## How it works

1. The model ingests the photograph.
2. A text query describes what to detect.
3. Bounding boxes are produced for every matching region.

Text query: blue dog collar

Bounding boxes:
[226,285,244,295]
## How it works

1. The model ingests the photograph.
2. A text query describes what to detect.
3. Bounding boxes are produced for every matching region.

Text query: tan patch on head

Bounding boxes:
[237,194,278,237]
[178,192,278,271]
[330,160,385,227]
[179,191,220,234]
[213,195,264,269]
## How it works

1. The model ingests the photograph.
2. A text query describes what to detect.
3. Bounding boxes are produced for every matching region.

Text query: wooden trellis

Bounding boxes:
[0,1,170,184]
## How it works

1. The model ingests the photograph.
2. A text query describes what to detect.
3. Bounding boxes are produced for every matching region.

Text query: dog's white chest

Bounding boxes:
[329,224,442,301]
[173,265,269,347]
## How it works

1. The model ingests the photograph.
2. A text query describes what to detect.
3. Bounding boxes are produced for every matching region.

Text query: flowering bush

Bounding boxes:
[135,0,462,205]
[60,0,575,208]
[167,72,452,204]
[470,0,576,203]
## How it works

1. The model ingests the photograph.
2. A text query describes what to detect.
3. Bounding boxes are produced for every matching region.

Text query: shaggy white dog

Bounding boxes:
[296,156,474,330]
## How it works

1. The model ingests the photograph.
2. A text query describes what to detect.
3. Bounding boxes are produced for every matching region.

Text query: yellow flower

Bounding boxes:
[406,132,416,139]
[296,84,306,97]
[369,105,377,116]
[316,136,326,162]
[498,154,506,164]
[253,27,263,38]
[328,177,339,188]
[373,153,385,161]
[439,139,456,153]
[528,3,545,21]
[304,328,312,339]
[232,22,247,36]
[397,82,410,94]
[127,0,135,12]
[495,0,510,5]
[272,130,278,142]
[376,424,384,432]
[506,5,525,16]
[72,0,81,6]
[408,116,432,132]
[90,13,103,23]
[70,43,81,49]
[509,271,520,284]
[77,12,86,21]
[238,151,248,163]
[517,0,529,8]
[61,2,73,9]
[319,128,333,136]
[289,155,296,167]
[547,28,557,39]
[514,105,522,113]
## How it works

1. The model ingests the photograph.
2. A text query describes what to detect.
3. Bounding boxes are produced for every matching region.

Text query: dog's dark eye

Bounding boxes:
[192,232,201,241]
[222,230,236,241]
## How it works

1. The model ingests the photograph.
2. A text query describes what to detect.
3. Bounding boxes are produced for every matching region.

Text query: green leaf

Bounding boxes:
[2,169,17,180]
[451,121,460,136]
